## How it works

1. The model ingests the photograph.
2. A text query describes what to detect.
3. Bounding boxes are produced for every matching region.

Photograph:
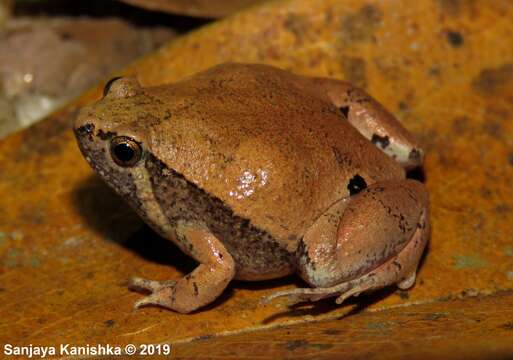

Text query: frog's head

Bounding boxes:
[73,77,151,210]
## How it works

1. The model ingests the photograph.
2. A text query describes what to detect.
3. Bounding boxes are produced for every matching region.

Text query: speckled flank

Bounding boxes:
[145,153,294,281]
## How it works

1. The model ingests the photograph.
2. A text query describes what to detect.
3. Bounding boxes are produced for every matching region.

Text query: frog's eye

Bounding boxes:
[110,136,142,167]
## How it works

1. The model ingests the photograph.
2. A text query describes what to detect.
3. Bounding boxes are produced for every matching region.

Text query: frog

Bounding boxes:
[74,63,429,313]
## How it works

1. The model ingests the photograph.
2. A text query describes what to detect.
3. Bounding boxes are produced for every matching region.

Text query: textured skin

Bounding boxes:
[76,63,405,250]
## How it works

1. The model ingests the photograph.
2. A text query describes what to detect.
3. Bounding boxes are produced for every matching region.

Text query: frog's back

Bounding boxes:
[146,63,403,251]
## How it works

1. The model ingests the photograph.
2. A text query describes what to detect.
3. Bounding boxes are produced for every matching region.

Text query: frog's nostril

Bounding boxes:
[75,123,95,138]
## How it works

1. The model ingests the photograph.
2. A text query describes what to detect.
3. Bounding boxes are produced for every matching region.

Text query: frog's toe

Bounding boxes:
[130,281,177,309]
[134,294,159,309]
[129,277,177,293]
[129,277,177,309]
[134,290,173,309]
[334,283,370,304]
[397,272,416,290]
[262,283,351,305]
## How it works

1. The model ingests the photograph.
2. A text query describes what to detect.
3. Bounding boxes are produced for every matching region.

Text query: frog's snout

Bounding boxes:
[74,121,95,140]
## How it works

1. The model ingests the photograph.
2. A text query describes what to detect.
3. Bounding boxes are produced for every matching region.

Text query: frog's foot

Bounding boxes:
[129,278,178,309]
[262,283,351,305]
[264,217,426,306]
[130,224,235,313]
[279,179,429,307]
[129,277,176,293]
[306,77,424,170]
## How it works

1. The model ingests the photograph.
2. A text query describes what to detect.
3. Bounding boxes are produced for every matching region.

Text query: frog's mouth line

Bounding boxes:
[74,124,95,141]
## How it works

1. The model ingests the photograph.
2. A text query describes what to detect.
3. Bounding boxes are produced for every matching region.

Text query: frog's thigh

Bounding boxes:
[309,77,424,170]
[130,223,235,313]
[334,211,429,304]
[273,180,428,304]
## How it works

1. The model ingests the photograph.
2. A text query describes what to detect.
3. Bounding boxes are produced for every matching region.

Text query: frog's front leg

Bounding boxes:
[309,78,424,170]
[264,179,429,305]
[130,222,235,313]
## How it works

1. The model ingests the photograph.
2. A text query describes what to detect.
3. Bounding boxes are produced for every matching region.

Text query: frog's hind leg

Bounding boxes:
[263,179,429,305]
[130,222,235,313]
[308,77,424,170]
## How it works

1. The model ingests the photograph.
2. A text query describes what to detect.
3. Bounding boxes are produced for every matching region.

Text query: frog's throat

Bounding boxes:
[131,165,176,238]
[129,161,197,256]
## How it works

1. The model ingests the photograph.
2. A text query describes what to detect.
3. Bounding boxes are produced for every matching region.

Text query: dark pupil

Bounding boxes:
[348,174,367,196]
[114,143,135,163]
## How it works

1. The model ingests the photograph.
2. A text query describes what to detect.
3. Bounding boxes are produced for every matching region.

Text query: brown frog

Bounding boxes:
[74,63,429,313]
